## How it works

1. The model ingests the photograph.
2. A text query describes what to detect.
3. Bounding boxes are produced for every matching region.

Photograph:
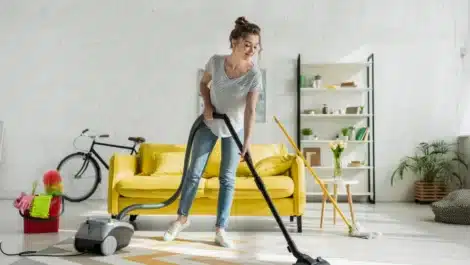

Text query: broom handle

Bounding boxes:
[273,116,352,228]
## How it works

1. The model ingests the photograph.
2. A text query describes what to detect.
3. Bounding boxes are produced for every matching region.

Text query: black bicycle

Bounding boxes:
[56,128,146,202]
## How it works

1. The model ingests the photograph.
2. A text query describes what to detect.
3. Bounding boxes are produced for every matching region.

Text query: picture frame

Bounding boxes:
[197,68,267,123]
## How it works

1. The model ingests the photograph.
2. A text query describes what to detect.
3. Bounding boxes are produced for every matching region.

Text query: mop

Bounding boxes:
[273,116,381,239]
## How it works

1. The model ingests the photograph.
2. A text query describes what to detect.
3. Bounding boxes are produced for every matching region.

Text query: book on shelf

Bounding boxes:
[355,127,369,141]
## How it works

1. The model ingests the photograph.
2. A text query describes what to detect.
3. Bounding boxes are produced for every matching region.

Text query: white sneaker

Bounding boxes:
[214,230,234,248]
[163,220,190,241]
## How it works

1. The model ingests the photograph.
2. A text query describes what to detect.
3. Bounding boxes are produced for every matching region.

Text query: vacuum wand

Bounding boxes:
[212,113,330,265]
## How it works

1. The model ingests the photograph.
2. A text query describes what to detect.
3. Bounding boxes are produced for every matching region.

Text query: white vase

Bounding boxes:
[313,79,322,89]
[341,135,349,141]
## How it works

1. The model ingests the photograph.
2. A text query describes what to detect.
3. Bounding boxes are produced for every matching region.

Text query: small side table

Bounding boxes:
[320,177,359,228]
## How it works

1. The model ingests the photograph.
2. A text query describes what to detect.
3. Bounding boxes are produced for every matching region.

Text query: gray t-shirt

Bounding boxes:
[203,54,263,138]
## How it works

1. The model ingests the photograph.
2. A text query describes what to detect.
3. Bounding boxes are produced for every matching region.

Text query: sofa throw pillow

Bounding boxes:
[250,154,296,177]
[151,152,186,176]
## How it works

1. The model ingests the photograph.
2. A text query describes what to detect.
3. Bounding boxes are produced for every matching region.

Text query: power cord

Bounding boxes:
[0,241,86,257]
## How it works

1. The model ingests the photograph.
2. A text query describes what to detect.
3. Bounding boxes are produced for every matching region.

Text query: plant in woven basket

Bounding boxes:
[390,140,468,188]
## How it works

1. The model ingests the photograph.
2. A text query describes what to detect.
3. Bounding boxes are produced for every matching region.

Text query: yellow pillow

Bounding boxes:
[151,152,186,176]
[250,154,296,177]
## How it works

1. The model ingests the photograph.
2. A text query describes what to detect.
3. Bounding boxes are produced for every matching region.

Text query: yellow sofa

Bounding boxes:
[107,140,307,232]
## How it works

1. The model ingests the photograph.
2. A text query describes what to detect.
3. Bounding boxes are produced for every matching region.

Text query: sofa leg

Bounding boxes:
[290,216,294,222]
[129,215,138,222]
[297,215,302,233]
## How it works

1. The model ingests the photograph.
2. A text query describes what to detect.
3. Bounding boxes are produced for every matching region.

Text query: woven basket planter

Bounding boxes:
[414,180,448,203]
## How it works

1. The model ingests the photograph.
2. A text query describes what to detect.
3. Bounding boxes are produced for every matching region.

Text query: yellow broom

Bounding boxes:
[273,116,380,239]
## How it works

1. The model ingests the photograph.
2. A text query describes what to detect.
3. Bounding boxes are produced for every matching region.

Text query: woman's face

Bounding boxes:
[233,34,260,60]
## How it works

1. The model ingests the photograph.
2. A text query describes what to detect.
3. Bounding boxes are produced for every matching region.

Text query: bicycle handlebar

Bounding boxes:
[80,128,109,139]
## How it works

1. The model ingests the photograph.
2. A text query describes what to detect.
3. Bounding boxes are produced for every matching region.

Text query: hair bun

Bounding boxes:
[235,16,249,27]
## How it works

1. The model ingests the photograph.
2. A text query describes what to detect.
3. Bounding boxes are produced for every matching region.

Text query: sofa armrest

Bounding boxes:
[291,155,306,216]
[108,153,138,215]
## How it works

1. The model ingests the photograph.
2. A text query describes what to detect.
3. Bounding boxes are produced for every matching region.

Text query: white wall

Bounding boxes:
[0,0,467,201]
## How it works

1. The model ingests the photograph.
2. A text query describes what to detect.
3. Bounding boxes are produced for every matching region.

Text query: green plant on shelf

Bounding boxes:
[301,128,313,135]
[341,128,349,136]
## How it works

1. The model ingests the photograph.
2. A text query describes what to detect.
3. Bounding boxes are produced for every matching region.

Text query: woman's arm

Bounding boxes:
[243,91,259,150]
[200,71,214,119]
[200,72,213,107]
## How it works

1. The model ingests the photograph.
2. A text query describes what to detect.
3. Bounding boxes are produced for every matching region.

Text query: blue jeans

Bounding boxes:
[177,121,242,229]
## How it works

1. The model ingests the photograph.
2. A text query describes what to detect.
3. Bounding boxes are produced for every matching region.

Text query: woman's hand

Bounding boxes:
[240,142,250,162]
[203,104,214,120]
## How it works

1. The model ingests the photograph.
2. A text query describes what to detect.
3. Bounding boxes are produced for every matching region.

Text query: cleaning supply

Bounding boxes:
[29,195,53,219]
[13,192,34,215]
[274,116,381,240]
[43,170,63,196]
[15,170,65,234]
[13,180,38,214]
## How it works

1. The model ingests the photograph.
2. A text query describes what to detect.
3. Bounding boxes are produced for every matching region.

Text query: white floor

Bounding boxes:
[0,199,469,265]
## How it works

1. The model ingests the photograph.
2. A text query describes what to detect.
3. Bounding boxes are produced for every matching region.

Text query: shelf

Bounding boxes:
[296,53,376,204]
[300,87,371,92]
[301,114,371,118]
[301,140,372,144]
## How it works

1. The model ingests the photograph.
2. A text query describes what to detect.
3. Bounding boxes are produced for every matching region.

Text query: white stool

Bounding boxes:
[320,177,359,228]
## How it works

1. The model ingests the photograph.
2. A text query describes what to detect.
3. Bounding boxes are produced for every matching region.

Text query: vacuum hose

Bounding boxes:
[115,114,205,221]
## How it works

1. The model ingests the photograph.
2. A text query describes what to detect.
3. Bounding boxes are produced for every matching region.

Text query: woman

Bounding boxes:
[163,16,263,248]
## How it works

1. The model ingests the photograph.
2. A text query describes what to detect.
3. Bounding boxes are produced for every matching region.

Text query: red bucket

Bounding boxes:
[23,214,59,234]
[20,196,64,234]
[49,196,62,217]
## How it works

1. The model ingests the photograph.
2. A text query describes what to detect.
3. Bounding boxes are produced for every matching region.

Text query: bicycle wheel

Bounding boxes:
[56,152,101,202]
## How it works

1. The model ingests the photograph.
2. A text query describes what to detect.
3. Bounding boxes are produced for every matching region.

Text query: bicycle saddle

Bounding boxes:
[128,137,145,143]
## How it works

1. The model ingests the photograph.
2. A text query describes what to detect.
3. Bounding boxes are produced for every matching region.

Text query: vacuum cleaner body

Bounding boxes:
[74,217,134,256]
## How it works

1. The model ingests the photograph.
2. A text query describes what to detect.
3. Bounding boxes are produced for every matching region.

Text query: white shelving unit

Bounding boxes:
[296,54,376,203]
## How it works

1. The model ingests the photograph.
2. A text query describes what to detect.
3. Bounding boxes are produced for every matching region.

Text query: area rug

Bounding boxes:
[8,233,424,265]
[10,234,296,265]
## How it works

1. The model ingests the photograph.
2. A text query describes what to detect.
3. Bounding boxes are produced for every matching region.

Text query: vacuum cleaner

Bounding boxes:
[2,113,330,264]
[71,114,206,256]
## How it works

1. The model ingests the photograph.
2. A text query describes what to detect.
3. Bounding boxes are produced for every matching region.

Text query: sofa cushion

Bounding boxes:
[151,152,186,176]
[138,143,186,175]
[139,141,289,178]
[252,154,296,177]
[115,175,206,199]
[205,142,289,177]
[204,175,294,199]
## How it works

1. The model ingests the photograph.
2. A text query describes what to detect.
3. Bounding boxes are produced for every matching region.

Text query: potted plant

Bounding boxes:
[340,128,349,141]
[301,128,313,140]
[359,106,364,114]
[390,140,468,203]
[348,126,356,140]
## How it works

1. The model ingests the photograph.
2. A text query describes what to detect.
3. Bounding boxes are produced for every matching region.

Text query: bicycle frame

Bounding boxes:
[87,139,138,170]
